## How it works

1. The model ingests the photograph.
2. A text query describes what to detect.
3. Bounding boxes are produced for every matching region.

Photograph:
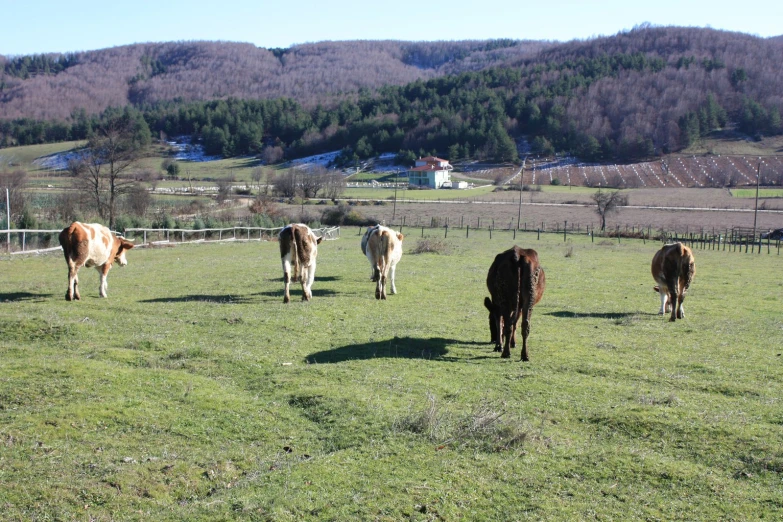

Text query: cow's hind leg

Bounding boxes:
[389,263,397,295]
[66,263,80,301]
[676,275,686,319]
[282,258,292,303]
[501,311,515,358]
[664,259,679,322]
[302,265,315,301]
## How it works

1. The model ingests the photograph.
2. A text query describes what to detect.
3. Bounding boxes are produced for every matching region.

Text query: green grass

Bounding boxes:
[732,188,783,198]
[0,141,84,173]
[2,231,783,519]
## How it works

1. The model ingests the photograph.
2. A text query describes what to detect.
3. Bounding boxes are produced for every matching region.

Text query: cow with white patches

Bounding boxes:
[361,224,404,300]
[651,242,696,322]
[58,222,135,300]
[279,224,322,303]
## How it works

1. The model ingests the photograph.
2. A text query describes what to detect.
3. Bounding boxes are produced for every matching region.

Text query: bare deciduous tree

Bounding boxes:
[272,169,298,198]
[69,112,148,229]
[592,189,628,231]
[0,170,28,224]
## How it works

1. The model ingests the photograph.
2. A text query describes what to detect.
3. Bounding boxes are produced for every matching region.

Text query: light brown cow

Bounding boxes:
[360,224,404,300]
[58,222,135,301]
[651,242,696,322]
[279,223,322,303]
[484,246,546,361]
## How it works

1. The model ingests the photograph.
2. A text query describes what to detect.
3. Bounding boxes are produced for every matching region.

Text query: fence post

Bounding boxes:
[444,225,448,239]
[22,231,26,252]
[564,221,567,242]
[537,228,540,241]
[466,225,469,238]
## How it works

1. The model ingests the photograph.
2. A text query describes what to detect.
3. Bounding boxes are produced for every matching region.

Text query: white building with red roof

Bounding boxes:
[408,156,453,189]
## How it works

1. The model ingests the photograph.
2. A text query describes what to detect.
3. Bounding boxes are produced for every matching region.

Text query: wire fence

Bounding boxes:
[2,226,341,255]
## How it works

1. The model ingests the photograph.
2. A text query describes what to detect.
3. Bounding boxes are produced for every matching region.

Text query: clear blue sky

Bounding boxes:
[1,0,781,55]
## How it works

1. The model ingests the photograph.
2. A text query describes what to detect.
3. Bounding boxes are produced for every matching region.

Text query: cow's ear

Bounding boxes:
[397,233,404,242]
[122,239,135,249]
[316,236,323,244]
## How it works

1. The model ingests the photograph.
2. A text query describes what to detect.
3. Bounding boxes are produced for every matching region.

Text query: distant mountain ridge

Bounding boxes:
[1,27,782,163]
[0,39,550,120]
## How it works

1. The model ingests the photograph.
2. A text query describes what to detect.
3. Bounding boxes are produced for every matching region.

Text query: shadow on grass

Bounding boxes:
[0,292,54,302]
[139,294,255,304]
[255,289,339,299]
[307,336,462,363]
[545,310,652,319]
[265,276,342,282]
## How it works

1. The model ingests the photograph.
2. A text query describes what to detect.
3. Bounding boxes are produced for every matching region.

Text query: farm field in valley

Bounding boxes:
[1,229,782,520]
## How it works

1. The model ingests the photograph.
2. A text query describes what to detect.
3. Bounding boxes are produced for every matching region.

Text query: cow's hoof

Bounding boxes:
[500,352,510,359]
[375,291,381,300]
[65,293,72,301]
[283,296,290,304]
[669,317,676,322]
[493,346,501,352]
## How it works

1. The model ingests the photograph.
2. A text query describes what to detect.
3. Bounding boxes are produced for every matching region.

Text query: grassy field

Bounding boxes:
[343,185,496,201]
[732,188,783,199]
[1,229,782,520]
[0,141,84,173]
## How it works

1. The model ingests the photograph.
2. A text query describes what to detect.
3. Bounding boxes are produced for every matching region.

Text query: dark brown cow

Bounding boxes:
[279,223,322,303]
[58,222,135,300]
[484,246,546,361]
[651,242,695,322]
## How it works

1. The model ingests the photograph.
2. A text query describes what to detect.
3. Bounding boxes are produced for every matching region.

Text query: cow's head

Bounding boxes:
[484,297,499,344]
[316,236,323,245]
[396,233,404,242]
[115,237,135,266]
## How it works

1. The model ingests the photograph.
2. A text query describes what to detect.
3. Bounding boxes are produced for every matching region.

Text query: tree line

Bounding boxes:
[2,27,782,163]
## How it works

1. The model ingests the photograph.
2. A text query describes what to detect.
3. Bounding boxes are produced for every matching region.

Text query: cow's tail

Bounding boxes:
[291,228,302,283]
[380,229,393,278]
[682,250,695,295]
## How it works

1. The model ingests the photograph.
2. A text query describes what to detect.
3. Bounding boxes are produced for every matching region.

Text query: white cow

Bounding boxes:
[361,224,404,300]
[279,223,322,303]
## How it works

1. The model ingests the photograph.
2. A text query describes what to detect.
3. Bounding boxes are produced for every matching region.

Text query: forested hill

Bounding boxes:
[0,39,549,120]
[1,27,782,163]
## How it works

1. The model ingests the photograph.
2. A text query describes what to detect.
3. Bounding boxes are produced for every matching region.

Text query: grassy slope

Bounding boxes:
[1,230,782,520]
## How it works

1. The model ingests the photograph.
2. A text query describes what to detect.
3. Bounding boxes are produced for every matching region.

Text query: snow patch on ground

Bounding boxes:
[32,150,84,171]
[167,137,222,162]
[290,151,341,169]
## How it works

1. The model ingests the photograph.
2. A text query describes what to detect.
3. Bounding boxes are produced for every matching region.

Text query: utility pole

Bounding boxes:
[392,170,399,223]
[5,188,10,254]
[517,157,526,228]
[752,159,761,241]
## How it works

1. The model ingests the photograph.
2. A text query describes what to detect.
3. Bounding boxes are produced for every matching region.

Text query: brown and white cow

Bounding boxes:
[484,246,546,361]
[279,223,322,303]
[58,222,135,301]
[651,242,695,322]
[360,224,404,300]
